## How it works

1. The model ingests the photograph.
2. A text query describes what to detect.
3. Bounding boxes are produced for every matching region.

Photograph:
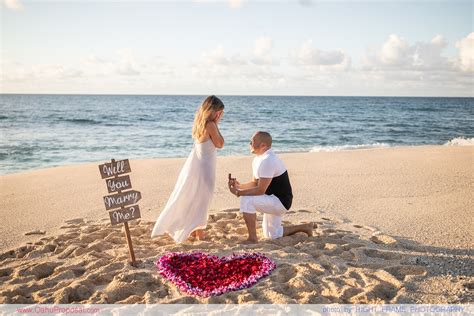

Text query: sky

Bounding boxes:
[1,0,473,96]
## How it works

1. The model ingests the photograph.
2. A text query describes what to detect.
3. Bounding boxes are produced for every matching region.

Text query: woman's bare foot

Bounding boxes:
[187,232,196,241]
[194,229,205,240]
[242,238,258,244]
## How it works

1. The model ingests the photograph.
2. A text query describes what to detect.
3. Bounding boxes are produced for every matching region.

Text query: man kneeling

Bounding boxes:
[228,131,313,243]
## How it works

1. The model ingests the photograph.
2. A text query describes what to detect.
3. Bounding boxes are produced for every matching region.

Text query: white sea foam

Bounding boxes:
[443,137,474,146]
[310,143,390,152]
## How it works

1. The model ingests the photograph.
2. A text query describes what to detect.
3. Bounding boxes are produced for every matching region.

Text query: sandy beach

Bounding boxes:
[0,145,472,304]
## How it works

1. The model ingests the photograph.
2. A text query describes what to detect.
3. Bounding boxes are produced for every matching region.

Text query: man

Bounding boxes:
[228,131,313,243]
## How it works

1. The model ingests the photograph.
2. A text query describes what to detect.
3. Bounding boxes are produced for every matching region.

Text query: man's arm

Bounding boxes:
[230,177,272,197]
[234,176,258,190]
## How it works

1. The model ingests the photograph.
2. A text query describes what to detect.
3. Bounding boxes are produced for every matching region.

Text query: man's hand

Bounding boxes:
[228,177,240,197]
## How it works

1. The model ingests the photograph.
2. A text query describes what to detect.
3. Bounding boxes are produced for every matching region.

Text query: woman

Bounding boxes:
[151,95,225,242]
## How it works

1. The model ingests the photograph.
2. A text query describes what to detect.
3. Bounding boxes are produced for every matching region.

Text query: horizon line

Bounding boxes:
[1,93,473,98]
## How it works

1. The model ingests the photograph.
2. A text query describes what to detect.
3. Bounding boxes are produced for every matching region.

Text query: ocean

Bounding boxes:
[0,94,473,175]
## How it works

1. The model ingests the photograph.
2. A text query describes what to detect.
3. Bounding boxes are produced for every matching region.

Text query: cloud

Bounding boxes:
[357,34,473,95]
[201,45,247,66]
[190,42,287,92]
[199,37,278,67]
[298,0,313,6]
[431,34,447,47]
[29,65,82,80]
[294,40,351,70]
[3,64,83,82]
[83,51,173,77]
[80,52,140,76]
[379,34,410,66]
[362,34,453,71]
[455,32,474,72]
[252,36,276,65]
[82,54,109,65]
[192,0,246,9]
[254,37,272,57]
[3,0,23,10]
[116,62,140,76]
[114,50,141,76]
[2,50,178,86]
[228,0,246,9]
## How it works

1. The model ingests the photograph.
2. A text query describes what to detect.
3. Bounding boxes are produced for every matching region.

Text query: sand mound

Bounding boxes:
[0,211,471,304]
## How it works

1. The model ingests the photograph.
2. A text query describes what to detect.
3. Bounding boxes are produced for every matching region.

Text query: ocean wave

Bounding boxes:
[310,143,390,152]
[443,137,474,146]
[62,118,102,125]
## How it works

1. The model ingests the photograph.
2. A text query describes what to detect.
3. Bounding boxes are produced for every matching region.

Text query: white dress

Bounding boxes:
[151,139,216,242]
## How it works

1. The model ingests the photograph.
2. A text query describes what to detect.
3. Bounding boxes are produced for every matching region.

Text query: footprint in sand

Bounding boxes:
[271,263,298,283]
[370,233,398,245]
[24,230,46,236]
[323,244,344,257]
[55,264,86,278]
[321,217,344,224]
[383,265,427,281]
[54,280,94,303]
[370,282,399,301]
[64,218,86,225]
[104,232,124,244]
[29,262,62,280]
[363,248,403,260]
[0,267,13,278]
[0,250,15,261]
[341,243,365,251]
[462,282,474,290]
[352,225,378,233]
[340,286,365,302]
[218,213,239,220]
[221,208,240,213]
[102,271,164,303]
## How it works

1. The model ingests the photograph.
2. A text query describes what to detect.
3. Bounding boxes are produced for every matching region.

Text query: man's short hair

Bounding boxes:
[254,131,272,147]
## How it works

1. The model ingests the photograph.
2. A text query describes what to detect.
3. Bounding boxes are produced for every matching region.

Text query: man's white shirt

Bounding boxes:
[252,149,286,180]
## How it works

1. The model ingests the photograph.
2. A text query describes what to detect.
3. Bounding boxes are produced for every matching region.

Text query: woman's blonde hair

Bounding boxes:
[192,95,225,140]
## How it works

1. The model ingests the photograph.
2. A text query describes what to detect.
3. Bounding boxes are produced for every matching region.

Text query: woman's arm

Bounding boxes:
[206,121,224,148]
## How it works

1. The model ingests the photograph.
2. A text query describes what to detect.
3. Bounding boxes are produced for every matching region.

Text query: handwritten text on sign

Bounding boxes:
[99,159,131,179]
[109,205,141,225]
[103,190,142,210]
[106,175,132,193]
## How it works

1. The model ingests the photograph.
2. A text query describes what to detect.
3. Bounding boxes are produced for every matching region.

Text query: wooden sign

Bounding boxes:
[109,205,141,225]
[106,175,132,193]
[99,158,141,266]
[103,190,142,210]
[98,159,131,179]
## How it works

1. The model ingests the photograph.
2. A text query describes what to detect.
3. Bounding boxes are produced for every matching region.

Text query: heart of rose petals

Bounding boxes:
[156,252,276,297]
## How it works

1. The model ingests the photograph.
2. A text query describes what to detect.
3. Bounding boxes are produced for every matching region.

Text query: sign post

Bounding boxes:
[99,158,141,266]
